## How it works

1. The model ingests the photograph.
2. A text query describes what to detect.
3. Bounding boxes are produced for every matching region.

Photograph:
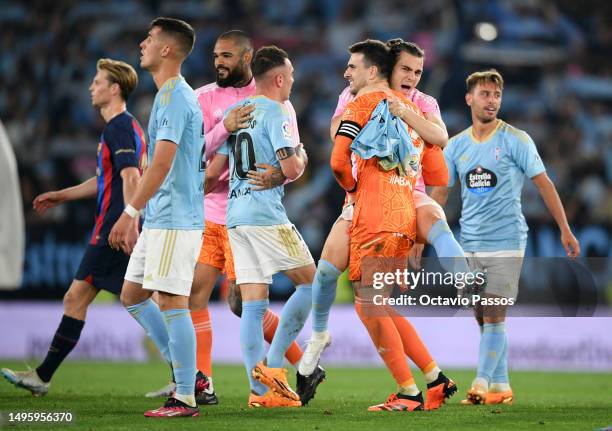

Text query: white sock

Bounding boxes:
[489,382,511,392]
[424,366,442,384]
[174,392,196,407]
[312,330,330,342]
[399,384,420,397]
[471,377,488,391]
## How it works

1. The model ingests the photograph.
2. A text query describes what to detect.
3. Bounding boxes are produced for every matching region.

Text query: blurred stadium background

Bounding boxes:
[0,0,610,372]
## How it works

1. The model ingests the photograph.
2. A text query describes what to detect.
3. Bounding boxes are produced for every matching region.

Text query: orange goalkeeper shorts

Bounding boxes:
[198,220,236,281]
[349,230,412,282]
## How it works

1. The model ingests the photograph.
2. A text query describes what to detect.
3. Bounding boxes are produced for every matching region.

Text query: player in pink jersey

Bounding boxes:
[144,30,314,406]
[262,39,466,410]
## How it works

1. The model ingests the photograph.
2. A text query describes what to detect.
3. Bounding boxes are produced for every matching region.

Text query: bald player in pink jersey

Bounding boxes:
[274,39,465,410]
[145,30,305,405]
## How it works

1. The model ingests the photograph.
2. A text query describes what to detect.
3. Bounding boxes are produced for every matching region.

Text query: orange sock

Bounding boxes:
[192,308,212,376]
[355,299,414,386]
[262,309,303,365]
[385,305,436,372]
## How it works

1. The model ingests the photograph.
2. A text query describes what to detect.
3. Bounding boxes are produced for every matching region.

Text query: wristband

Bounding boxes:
[124,204,140,218]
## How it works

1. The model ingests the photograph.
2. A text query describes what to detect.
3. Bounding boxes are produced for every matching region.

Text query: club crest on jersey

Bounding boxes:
[466,165,497,194]
[214,108,223,121]
[408,154,419,171]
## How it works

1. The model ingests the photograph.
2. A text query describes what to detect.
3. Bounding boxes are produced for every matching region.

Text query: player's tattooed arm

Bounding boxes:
[247,164,287,190]
[277,145,307,180]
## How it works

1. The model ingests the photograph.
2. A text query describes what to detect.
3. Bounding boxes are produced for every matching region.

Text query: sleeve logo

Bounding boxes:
[282,120,292,140]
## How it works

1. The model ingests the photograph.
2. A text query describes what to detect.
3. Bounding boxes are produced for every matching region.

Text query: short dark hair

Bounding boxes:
[386,38,424,67]
[348,39,392,80]
[150,17,195,58]
[252,46,289,78]
[217,30,253,52]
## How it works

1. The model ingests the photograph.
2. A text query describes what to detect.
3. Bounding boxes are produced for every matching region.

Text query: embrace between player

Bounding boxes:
[2,18,580,418]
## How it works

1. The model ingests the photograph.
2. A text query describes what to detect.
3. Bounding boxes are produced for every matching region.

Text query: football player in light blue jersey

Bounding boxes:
[432,69,580,406]
[208,46,314,407]
[108,18,204,418]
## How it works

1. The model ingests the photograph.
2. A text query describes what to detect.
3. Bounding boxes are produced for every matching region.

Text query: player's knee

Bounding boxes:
[227,289,242,317]
[63,288,79,312]
[63,286,89,315]
[120,289,138,308]
[321,240,349,270]
[418,205,445,229]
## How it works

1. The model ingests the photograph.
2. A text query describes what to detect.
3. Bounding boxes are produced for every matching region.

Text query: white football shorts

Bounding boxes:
[228,224,314,285]
[464,249,525,300]
[124,228,202,296]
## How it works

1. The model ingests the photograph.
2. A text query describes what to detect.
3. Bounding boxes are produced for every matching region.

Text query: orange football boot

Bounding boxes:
[424,371,457,410]
[485,390,513,405]
[367,392,424,412]
[248,391,301,408]
[252,362,300,401]
[461,386,487,405]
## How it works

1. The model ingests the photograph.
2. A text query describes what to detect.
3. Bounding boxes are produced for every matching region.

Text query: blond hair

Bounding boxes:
[466,69,504,93]
[96,58,138,101]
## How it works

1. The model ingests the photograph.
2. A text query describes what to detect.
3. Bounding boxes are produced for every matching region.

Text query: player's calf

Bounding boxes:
[227,283,242,317]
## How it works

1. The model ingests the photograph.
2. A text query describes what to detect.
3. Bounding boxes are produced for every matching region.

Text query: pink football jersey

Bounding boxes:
[195,80,300,224]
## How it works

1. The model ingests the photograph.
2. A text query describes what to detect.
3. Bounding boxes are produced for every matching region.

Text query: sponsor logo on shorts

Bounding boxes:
[466,165,497,194]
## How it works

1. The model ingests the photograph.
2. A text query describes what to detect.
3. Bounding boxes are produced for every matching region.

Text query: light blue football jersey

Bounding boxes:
[145,76,205,230]
[218,96,294,228]
[445,120,546,252]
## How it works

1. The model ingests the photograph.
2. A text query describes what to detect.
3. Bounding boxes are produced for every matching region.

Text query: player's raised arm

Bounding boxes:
[202,103,254,162]
[33,177,97,213]
[388,96,448,148]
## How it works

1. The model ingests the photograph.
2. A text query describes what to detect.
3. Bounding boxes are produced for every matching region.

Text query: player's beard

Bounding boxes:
[478,106,498,123]
[216,61,248,88]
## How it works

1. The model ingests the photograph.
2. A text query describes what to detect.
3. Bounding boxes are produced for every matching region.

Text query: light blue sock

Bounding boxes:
[267,284,312,368]
[162,309,196,397]
[476,322,506,383]
[126,298,171,363]
[312,260,341,333]
[491,333,509,384]
[427,219,470,274]
[240,300,269,395]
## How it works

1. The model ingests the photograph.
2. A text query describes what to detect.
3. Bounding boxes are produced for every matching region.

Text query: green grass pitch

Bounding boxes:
[0,361,610,430]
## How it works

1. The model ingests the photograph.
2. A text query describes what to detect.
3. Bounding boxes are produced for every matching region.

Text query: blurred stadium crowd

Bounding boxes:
[1,0,610,293]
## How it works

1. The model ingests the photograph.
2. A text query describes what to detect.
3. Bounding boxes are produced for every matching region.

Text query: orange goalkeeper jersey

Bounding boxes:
[331,90,423,238]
